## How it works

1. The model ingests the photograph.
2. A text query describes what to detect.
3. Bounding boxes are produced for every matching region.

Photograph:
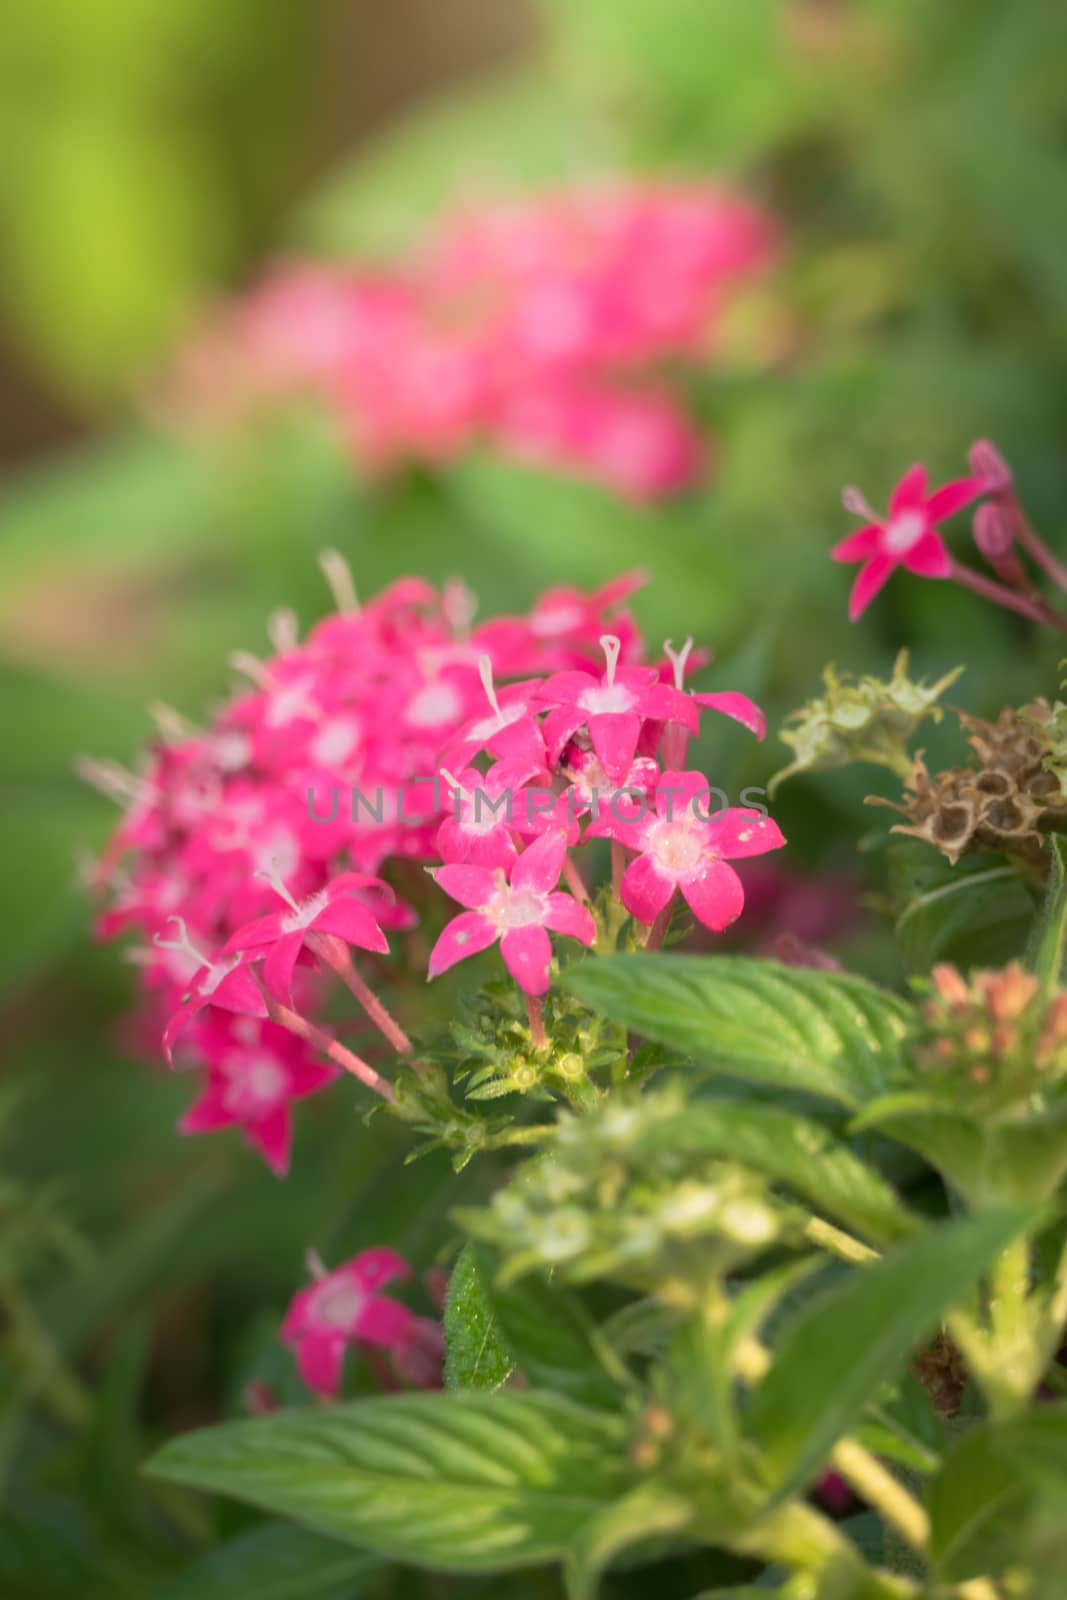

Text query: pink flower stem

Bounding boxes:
[947,559,1067,633]
[526,994,547,1051]
[562,853,590,902]
[321,943,413,1055]
[611,840,626,897]
[643,904,673,953]
[254,977,396,1102]
[1014,506,1067,596]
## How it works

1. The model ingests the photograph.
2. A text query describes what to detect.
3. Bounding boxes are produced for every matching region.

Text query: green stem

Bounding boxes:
[831,1437,929,1555]
[0,1278,91,1427]
[804,1216,880,1265]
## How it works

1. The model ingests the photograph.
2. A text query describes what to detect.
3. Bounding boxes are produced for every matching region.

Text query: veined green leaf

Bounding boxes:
[151,1521,384,1600]
[443,1245,514,1392]
[566,955,909,1108]
[148,1391,630,1574]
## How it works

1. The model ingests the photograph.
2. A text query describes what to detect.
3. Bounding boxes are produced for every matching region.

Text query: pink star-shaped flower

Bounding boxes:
[537,635,698,781]
[224,870,390,1004]
[281,1248,415,1396]
[178,1020,338,1175]
[429,830,596,995]
[435,759,544,870]
[831,463,986,621]
[587,770,785,930]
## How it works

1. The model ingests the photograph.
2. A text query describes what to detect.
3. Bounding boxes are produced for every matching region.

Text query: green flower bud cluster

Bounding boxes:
[771,651,962,793]
[458,1090,786,1294]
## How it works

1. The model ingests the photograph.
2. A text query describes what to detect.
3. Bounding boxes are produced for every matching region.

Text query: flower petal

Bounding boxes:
[247,1105,291,1177]
[830,524,882,563]
[433,864,497,911]
[353,1295,415,1348]
[347,1248,412,1294]
[847,554,896,622]
[705,808,787,860]
[588,713,642,782]
[620,853,676,924]
[500,925,552,995]
[655,770,714,820]
[262,931,304,1004]
[178,1084,232,1134]
[510,830,566,895]
[428,912,497,978]
[295,1331,346,1397]
[543,704,586,766]
[543,893,597,946]
[312,900,390,953]
[902,530,951,578]
[680,859,746,931]
[925,474,986,524]
[691,690,767,740]
[889,464,928,515]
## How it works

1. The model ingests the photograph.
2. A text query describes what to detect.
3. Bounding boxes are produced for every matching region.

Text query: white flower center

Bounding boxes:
[406,681,463,728]
[532,601,584,638]
[310,1277,365,1329]
[469,702,524,740]
[579,684,635,717]
[649,820,706,876]
[310,717,360,767]
[222,1055,288,1117]
[883,510,926,555]
[488,885,545,930]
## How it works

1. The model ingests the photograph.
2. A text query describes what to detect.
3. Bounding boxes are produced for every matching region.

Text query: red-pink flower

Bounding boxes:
[443,657,547,771]
[429,831,595,995]
[281,1248,415,1397]
[538,635,698,781]
[178,1019,337,1175]
[224,870,390,1003]
[831,464,986,620]
[587,770,785,930]
[436,760,547,870]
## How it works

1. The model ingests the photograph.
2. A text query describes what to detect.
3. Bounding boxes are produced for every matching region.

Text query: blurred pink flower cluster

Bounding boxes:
[170,182,777,500]
[86,562,784,1177]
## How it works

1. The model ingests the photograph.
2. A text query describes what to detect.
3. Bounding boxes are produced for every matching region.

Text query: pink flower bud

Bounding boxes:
[968,438,1014,495]
[972,502,1015,560]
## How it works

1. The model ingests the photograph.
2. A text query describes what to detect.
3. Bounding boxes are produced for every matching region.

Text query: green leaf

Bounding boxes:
[889,841,1036,974]
[480,1252,624,1409]
[443,1245,514,1392]
[928,1418,1035,1581]
[152,1521,384,1600]
[1027,836,1067,993]
[566,955,910,1109]
[563,1483,693,1600]
[637,1102,917,1245]
[148,1391,630,1575]
[750,1208,1035,1501]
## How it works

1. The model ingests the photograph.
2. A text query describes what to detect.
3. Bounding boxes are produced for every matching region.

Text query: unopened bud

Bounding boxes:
[973,503,1028,589]
[968,438,1014,495]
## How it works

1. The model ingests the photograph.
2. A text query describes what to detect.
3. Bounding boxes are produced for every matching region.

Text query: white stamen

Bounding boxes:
[663,637,694,693]
[254,861,301,914]
[319,548,359,615]
[267,608,300,654]
[153,915,209,969]
[842,485,876,521]
[229,651,273,689]
[305,1248,328,1281]
[439,767,468,799]
[74,757,153,807]
[600,634,622,687]
[478,653,502,719]
[148,702,196,741]
[443,578,478,639]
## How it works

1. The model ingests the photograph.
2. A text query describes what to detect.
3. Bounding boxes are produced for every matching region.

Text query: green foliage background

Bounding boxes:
[1,1,1066,1593]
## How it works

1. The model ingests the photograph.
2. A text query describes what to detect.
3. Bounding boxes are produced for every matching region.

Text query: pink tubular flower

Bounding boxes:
[588,771,785,931]
[223,869,391,1004]
[539,635,698,781]
[831,464,987,620]
[429,831,596,995]
[435,759,544,870]
[158,918,268,1065]
[282,1248,415,1397]
[178,1019,337,1175]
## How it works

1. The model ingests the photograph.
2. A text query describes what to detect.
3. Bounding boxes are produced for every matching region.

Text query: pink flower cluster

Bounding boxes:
[87,563,784,1177]
[170,182,777,500]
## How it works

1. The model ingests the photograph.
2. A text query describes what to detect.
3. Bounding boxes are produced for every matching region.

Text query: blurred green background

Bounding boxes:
[1,2,1066,1593]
